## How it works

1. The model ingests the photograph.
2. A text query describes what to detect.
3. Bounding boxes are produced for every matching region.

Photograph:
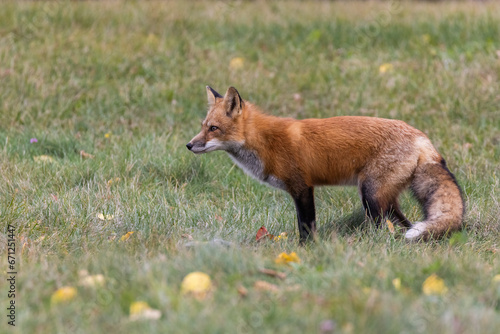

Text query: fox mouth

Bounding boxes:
[187,144,217,154]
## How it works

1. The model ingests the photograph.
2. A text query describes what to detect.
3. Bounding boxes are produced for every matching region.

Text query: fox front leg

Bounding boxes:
[292,187,317,243]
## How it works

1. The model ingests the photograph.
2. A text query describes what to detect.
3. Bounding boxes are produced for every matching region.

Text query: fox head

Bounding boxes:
[186,86,245,154]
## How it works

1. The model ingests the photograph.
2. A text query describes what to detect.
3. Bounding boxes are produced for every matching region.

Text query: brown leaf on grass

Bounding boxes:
[237,285,248,297]
[256,225,274,241]
[181,234,193,240]
[284,284,301,292]
[80,150,95,159]
[254,280,280,293]
[258,268,287,280]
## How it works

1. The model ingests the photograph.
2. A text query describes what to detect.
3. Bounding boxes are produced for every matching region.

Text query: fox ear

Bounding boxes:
[206,86,222,106]
[224,86,243,118]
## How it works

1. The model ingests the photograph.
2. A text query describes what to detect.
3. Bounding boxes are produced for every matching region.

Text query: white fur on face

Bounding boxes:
[190,139,225,154]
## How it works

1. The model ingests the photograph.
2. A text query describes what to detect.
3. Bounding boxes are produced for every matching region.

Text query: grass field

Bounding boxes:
[1,1,500,333]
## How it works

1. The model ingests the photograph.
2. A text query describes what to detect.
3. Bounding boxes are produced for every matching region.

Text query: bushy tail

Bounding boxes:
[405,158,464,241]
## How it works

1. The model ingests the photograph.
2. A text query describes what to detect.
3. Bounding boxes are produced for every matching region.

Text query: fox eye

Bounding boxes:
[209,125,218,132]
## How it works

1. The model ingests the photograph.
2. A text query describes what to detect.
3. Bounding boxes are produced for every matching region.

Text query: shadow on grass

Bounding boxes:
[318,207,369,238]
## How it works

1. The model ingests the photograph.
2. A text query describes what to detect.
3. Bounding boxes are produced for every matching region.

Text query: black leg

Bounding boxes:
[292,187,316,242]
[389,206,412,228]
[360,182,383,227]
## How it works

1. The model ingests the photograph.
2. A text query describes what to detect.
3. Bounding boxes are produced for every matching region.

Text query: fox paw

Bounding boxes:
[405,222,427,241]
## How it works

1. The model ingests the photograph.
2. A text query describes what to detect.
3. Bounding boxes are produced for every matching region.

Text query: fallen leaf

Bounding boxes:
[237,285,248,297]
[422,273,448,296]
[386,219,395,234]
[145,33,159,46]
[492,274,500,283]
[256,225,274,241]
[273,232,288,242]
[80,150,95,159]
[51,286,77,305]
[181,234,194,240]
[107,177,121,186]
[284,284,301,292]
[181,272,212,300]
[258,268,287,280]
[35,235,45,243]
[129,301,161,321]
[392,278,401,291]
[379,63,394,74]
[50,194,58,202]
[274,252,301,265]
[254,280,280,293]
[80,274,105,287]
[34,155,55,163]
[97,213,114,221]
[120,231,134,242]
[229,57,245,70]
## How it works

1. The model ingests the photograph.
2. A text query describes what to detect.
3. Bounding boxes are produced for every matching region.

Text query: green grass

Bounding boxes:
[1,1,499,333]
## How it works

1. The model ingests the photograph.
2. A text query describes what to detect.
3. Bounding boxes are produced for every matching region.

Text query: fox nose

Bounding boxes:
[186,142,193,151]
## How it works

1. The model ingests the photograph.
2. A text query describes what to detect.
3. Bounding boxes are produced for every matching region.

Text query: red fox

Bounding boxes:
[187,86,464,242]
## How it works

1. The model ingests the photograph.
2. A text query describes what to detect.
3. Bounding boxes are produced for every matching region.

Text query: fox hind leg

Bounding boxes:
[389,200,412,228]
[359,181,386,227]
[359,181,411,228]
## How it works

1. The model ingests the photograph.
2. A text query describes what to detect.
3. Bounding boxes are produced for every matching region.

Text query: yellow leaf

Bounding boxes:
[379,63,394,74]
[120,231,134,242]
[274,252,301,265]
[362,287,372,295]
[80,274,105,287]
[34,155,55,163]
[107,177,121,186]
[129,301,161,321]
[97,213,114,221]
[493,274,500,283]
[181,272,212,300]
[392,278,401,291]
[145,33,159,46]
[229,57,245,70]
[273,232,288,242]
[422,273,448,296]
[386,219,395,234]
[51,286,77,305]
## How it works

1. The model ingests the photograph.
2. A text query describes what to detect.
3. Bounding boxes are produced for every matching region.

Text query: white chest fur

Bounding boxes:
[227,147,286,190]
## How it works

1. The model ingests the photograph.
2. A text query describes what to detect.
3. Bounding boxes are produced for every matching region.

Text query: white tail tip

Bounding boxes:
[405,222,427,241]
